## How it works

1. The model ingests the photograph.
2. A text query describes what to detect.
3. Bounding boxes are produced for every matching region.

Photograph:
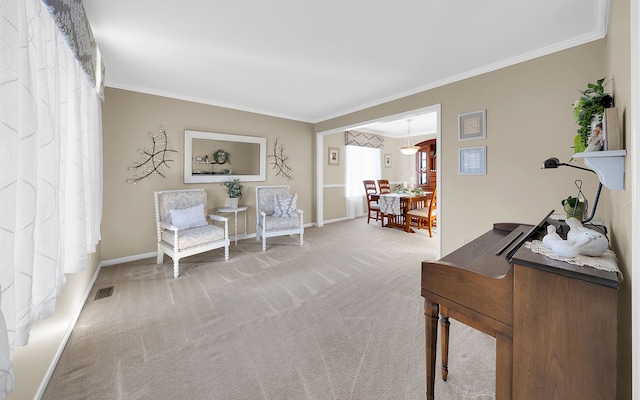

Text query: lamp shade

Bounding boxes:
[400,146,419,155]
[400,119,419,155]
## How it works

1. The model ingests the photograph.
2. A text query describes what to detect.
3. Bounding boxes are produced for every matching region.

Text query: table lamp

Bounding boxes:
[541,157,602,223]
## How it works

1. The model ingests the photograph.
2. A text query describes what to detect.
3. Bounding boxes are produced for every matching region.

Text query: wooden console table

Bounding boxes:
[421,222,619,399]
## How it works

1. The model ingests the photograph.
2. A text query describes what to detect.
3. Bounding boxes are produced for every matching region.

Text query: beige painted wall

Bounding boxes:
[323,133,347,221]
[603,0,632,397]
[101,88,315,261]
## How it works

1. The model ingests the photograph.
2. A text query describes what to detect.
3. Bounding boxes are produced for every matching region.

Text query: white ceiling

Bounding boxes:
[83,0,608,133]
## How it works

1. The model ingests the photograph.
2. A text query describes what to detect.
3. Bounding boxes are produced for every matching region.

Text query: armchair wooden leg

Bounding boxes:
[173,258,180,279]
[157,247,164,264]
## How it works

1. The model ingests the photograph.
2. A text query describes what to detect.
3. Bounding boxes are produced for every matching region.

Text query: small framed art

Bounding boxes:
[458,110,486,141]
[384,153,392,168]
[328,147,339,165]
[458,146,486,175]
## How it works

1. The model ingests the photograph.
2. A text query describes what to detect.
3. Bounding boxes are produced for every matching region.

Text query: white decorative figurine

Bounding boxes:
[565,217,609,256]
[542,217,608,258]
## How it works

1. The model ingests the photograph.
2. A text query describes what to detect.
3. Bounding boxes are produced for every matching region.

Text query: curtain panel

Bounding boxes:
[0,0,103,398]
[41,0,105,98]
[344,131,385,149]
[345,146,382,218]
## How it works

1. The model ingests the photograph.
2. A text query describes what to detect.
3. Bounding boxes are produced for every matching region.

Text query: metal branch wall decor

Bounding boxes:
[127,125,178,184]
[268,137,293,180]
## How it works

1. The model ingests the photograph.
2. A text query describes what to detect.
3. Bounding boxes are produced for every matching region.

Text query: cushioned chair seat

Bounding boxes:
[264,215,300,231]
[407,208,430,218]
[406,188,437,237]
[161,224,226,251]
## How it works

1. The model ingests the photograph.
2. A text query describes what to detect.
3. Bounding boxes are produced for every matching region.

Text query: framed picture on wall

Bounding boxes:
[458,146,486,175]
[458,110,486,141]
[328,147,339,165]
[384,153,392,168]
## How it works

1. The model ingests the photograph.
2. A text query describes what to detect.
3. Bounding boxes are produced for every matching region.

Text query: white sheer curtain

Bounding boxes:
[345,145,382,218]
[0,0,103,397]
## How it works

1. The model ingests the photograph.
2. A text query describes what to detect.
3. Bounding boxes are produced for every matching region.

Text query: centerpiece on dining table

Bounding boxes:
[395,186,424,195]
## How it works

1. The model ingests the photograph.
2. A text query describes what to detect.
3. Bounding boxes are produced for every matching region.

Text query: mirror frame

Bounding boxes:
[184,129,267,183]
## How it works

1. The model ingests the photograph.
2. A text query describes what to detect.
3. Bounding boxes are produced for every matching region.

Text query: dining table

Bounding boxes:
[379,192,433,232]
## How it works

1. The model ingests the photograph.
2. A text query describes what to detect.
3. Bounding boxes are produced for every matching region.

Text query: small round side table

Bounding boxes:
[216,206,248,245]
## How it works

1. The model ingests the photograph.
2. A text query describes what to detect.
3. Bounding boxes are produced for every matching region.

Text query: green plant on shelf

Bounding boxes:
[572,78,613,153]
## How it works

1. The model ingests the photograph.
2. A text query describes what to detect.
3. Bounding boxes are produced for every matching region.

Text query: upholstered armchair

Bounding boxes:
[255,185,304,251]
[154,189,230,278]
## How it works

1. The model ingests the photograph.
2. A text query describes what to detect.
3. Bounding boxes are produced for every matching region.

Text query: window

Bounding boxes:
[345,145,382,217]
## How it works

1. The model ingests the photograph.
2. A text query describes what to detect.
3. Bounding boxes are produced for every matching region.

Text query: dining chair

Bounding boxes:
[362,180,382,224]
[377,179,391,194]
[406,187,437,236]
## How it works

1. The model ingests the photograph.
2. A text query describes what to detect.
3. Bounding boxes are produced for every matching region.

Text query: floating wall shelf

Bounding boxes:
[573,150,627,190]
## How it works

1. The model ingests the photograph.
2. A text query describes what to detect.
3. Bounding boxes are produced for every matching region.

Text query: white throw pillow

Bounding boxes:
[273,194,297,218]
[169,204,207,230]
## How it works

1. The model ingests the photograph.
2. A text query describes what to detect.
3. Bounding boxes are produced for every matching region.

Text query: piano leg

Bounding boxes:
[425,300,439,400]
[495,331,513,400]
[440,307,450,381]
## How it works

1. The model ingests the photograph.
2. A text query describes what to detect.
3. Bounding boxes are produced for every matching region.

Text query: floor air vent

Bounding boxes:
[95,286,114,300]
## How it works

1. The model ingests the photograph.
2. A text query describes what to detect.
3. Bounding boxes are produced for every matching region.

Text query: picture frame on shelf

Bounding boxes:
[603,107,621,151]
[458,146,486,175]
[458,110,486,141]
[384,153,392,168]
[328,147,339,165]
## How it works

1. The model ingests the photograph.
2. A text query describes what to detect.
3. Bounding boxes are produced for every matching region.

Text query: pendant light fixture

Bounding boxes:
[400,119,420,155]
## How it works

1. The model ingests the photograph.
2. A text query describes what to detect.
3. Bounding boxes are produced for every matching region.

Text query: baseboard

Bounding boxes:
[100,251,157,267]
[323,216,352,224]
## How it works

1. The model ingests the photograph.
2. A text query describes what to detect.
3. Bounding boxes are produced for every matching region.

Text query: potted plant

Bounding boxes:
[561,196,587,222]
[572,78,613,153]
[222,178,243,208]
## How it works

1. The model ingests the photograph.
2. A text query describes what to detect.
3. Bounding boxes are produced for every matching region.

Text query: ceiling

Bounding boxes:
[82,0,608,134]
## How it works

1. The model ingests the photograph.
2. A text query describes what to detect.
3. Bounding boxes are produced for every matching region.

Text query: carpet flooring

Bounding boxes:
[42,218,495,399]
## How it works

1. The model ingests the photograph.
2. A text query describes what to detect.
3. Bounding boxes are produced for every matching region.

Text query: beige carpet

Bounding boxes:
[43,218,495,399]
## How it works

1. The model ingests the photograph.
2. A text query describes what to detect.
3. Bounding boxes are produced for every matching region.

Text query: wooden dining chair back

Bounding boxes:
[406,188,437,236]
[362,180,381,224]
[377,179,391,194]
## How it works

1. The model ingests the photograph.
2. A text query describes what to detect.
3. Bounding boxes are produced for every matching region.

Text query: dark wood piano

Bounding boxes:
[421,219,620,399]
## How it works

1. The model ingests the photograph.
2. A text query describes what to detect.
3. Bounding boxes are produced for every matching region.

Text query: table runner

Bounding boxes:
[379,193,404,215]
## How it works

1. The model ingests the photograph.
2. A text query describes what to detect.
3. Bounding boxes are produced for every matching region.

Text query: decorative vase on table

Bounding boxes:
[229,197,239,209]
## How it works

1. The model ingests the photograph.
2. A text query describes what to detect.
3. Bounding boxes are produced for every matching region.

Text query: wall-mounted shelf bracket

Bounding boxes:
[573,150,626,190]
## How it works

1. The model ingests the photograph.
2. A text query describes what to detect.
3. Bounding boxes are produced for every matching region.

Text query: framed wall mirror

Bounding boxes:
[184,130,267,183]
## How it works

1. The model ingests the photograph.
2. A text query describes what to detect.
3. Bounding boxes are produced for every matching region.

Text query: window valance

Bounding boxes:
[345,131,385,149]
[42,0,105,98]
